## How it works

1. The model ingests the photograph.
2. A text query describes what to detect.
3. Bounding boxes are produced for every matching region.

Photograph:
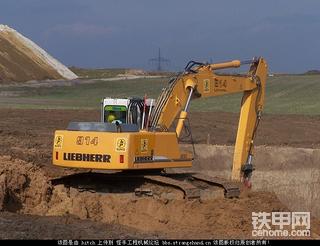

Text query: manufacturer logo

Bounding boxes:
[63,153,111,163]
[134,156,153,163]
[54,135,64,148]
[116,138,127,152]
[203,79,210,93]
[140,139,148,153]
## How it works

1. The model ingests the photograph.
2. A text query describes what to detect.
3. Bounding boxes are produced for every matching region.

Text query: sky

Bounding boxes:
[0,0,319,72]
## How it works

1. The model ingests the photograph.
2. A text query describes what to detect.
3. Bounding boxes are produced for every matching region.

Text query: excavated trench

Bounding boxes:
[0,145,319,238]
[189,145,320,219]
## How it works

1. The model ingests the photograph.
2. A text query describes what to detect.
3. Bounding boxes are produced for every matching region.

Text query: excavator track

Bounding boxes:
[51,171,240,200]
[143,175,200,199]
[190,173,240,198]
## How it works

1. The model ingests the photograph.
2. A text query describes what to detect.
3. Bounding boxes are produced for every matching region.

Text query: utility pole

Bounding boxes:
[149,48,170,71]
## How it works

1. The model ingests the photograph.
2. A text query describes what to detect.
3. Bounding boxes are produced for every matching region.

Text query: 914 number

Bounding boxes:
[76,136,98,146]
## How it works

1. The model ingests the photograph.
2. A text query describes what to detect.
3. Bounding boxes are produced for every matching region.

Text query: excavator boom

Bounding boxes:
[150,57,268,181]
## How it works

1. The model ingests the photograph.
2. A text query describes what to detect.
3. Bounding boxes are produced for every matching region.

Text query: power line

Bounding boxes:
[149,48,170,71]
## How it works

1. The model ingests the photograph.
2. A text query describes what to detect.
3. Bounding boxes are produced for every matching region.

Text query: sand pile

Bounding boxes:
[0,24,77,82]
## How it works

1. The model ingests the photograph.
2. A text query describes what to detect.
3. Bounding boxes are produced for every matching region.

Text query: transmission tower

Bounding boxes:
[149,48,170,71]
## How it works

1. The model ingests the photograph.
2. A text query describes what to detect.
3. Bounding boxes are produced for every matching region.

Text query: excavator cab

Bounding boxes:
[101,98,155,127]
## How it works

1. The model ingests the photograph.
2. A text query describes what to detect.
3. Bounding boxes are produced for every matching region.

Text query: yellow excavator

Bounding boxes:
[52,57,268,198]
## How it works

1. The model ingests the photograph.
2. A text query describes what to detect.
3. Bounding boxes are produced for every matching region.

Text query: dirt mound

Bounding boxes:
[0,156,51,213]
[0,25,77,83]
[0,156,154,238]
[0,155,319,239]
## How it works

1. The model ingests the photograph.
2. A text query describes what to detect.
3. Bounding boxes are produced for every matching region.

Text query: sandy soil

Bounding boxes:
[0,212,149,239]
[0,109,319,239]
[2,155,313,239]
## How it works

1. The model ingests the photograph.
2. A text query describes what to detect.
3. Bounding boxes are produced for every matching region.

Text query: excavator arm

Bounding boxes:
[150,57,268,182]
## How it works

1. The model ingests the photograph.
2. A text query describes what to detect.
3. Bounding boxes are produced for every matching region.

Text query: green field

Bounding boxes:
[191,74,320,114]
[68,67,127,79]
[1,74,320,115]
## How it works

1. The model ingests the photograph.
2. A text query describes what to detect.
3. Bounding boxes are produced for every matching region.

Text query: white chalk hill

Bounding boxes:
[0,24,78,82]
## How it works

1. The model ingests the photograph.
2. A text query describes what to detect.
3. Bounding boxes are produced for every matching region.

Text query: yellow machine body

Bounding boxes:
[53,130,192,170]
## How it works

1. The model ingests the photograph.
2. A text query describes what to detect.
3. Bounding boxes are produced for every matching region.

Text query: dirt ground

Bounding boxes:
[188,112,320,148]
[0,108,319,239]
[0,212,149,239]
[1,109,320,167]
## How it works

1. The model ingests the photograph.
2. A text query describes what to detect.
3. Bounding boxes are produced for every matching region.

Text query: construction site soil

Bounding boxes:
[0,108,319,239]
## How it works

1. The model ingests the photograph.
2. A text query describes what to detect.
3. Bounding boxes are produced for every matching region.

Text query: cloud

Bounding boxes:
[44,23,116,38]
[248,13,320,34]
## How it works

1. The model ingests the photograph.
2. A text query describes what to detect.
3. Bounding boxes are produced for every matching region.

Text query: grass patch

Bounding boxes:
[69,67,126,79]
[15,78,168,108]
[2,74,320,115]
[190,74,320,115]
